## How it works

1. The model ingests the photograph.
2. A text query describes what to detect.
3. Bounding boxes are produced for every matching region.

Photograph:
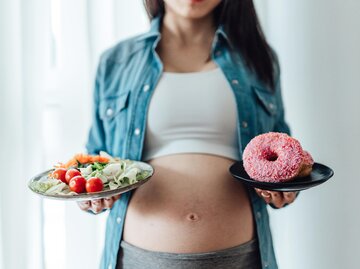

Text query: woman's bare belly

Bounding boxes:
[123,154,254,253]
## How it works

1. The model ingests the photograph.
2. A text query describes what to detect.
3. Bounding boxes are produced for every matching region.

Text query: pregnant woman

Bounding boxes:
[78,1,298,268]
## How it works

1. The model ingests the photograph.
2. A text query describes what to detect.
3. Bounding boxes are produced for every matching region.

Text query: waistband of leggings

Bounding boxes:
[120,238,259,260]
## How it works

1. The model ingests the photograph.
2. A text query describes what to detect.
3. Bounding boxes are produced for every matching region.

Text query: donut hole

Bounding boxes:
[264,150,278,162]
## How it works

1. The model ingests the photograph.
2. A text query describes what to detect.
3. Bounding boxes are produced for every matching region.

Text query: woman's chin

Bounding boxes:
[174,8,214,20]
[165,0,221,20]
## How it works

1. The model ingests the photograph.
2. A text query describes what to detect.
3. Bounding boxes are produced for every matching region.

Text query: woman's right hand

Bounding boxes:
[77,194,121,214]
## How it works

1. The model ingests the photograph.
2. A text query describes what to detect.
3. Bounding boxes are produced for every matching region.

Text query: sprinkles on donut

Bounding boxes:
[242,132,314,183]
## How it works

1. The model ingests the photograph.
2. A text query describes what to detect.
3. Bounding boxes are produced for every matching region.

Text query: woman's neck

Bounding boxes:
[161,11,216,46]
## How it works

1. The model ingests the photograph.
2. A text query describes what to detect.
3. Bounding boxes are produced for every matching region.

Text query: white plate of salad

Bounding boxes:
[28,152,154,201]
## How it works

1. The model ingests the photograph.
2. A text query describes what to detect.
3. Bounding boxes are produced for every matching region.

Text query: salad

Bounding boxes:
[30,152,151,196]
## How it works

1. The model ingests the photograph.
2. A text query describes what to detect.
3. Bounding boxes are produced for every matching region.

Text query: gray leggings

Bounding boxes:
[117,238,262,269]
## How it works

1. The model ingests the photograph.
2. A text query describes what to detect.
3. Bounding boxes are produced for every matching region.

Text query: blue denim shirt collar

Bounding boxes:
[136,16,162,42]
[136,16,232,49]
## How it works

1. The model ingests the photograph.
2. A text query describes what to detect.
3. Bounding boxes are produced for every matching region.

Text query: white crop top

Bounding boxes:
[142,68,240,161]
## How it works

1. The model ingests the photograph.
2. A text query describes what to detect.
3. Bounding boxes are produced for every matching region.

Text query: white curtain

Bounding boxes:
[0,0,43,268]
[0,1,148,269]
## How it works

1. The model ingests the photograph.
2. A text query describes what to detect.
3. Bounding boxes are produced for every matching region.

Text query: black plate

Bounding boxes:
[229,161,334,191]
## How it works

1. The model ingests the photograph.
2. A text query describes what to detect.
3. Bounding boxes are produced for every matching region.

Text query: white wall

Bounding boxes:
[263,1,360,268]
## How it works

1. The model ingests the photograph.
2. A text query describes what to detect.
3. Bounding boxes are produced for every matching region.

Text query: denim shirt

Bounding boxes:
[86,17,290,269]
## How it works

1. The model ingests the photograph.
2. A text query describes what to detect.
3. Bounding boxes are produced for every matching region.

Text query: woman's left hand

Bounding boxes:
[255,188,298,208]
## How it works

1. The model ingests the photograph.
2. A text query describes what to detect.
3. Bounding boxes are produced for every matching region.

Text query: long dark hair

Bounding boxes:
[143,0,276,89]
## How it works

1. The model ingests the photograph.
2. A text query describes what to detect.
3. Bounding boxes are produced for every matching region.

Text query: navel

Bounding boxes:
[186,213,200,222]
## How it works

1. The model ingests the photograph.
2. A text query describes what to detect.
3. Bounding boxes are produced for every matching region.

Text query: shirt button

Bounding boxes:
[264,261,269,268]
[232,79,239,85]
[143,84,150,92]
[269,103,275,110]
[108,264,112,269]
[256,211,261,219]
[134,128,140,136]
[215,50,221,56]
[106,108,114,117]
[116,217,121,224]
[242,121,248,128]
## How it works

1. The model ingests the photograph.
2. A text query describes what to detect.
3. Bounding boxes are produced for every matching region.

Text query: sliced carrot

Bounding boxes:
[92,156,109,163]
[55,153,110,169]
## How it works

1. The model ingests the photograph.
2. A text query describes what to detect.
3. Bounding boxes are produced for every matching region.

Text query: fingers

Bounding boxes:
[91,199,104,214]
[269,192,286,208]
[283,192,297,204]
[255,188,272,204]
[77,200,91,211]
[77,195,121,214]
[255,188,298,209]
[113,194,121,201]
[103,197,115,209]
[283,192,298,205]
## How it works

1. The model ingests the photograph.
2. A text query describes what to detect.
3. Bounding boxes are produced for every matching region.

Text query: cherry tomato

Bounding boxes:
[86,177,104,193]
[69,176,86,193]
[52,168,67,183]
[65,169,81,184]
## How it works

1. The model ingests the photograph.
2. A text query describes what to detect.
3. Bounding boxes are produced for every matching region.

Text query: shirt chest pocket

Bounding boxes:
[99,90,131,149]
[252,86,277,133]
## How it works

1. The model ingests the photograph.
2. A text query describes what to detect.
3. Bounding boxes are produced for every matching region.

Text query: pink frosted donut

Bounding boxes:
[243,132,304,182]
[297,150,314,177]
[302,151,314,166]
